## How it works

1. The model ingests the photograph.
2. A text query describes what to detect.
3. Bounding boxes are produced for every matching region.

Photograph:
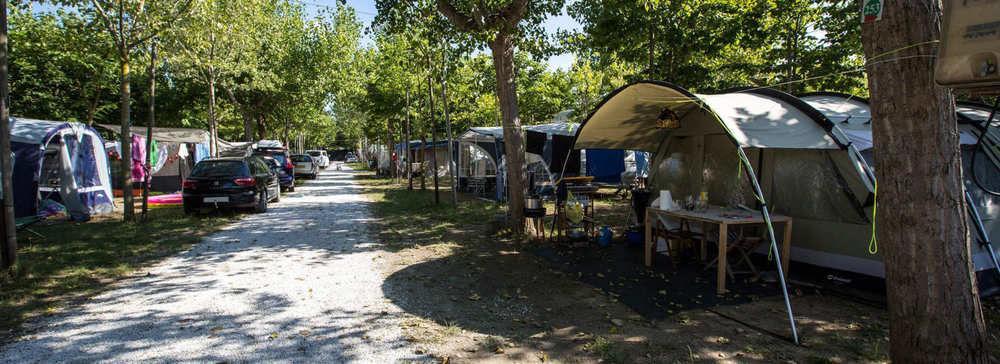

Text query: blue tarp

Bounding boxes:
[586,149,626,183]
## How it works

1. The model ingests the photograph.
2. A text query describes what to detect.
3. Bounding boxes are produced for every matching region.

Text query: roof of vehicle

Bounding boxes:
[202,157,248,162]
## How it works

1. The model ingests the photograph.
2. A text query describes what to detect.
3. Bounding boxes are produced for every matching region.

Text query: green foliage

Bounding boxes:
[568,0,866,94]
[9,6,118,123]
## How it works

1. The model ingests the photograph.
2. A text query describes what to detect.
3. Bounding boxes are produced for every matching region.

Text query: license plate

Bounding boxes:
[204,197,229,203]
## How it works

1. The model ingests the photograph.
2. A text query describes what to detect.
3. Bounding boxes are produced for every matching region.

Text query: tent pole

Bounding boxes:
[966,191,1000,277]
[737,146,799,345]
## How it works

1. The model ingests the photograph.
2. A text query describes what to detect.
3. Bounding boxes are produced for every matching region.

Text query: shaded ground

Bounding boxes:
[0,167,423,362]
[360,172,896,363]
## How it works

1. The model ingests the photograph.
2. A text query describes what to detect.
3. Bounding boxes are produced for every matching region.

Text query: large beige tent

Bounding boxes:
[577,81,884,342]
[576,81,878,277]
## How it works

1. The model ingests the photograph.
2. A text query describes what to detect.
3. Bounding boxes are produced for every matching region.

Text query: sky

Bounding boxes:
[31,0,582,70]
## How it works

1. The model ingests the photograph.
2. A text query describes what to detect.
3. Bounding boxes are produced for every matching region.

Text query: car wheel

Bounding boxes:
[255,190,268,213]
[288,185,295,192]
[183,204,196,216]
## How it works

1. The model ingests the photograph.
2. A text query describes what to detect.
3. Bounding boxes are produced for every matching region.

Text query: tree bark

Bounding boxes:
[119,52,134,222]
[406,89,413,190]
[427,65,440,204]
[420,136,426,190]
[861,1,988,362]
[491,31,526,235]
[207,67,218,157]
[141,40,156,220]
[441,45,457,205]
[0,0,16,270]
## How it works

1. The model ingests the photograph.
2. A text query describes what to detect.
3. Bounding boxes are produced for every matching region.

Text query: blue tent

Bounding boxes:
[10,118,114,220]
[585,149,626,183]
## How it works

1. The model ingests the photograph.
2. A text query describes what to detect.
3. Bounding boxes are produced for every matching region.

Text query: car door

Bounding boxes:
[254,158,279,198]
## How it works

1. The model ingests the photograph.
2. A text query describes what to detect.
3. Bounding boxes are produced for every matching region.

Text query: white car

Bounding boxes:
[306,150,330,169]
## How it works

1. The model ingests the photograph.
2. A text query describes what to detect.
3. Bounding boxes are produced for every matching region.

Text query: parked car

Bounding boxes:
[253,147,295,192]
[291,154,318,179]
[345,153,358,163]
[306,150,330,169]
[182,156,280,214]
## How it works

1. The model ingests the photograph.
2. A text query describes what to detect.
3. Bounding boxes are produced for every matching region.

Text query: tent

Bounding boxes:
[396,139,456,178]
[11,118,114,219]
[801,92,1000,276]
[457,122,580,200]
[577,82,892,280]
[97,124,213,192]
[575,81,825,342]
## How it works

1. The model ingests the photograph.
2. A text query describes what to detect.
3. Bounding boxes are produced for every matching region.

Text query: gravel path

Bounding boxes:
[1,166,424,363]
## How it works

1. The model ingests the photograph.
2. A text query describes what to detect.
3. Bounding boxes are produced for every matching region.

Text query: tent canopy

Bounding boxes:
[97,124,210,144]
[574,82,840,152]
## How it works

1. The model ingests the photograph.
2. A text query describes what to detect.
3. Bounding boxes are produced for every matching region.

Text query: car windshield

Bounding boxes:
[191,160,248,177]
[307,151,321,157]
[291,155,311,163]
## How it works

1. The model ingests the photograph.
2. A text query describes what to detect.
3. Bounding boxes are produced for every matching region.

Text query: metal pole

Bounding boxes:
[966,191,1000,277]
[737,146,799,344]
[441,43,457,205]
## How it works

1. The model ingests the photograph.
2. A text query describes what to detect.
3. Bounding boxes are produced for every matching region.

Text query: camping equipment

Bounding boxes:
[599,226,613,247]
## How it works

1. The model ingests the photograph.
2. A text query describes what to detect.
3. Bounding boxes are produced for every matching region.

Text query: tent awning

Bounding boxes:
[574,81,840,152]
[97,124,211,144]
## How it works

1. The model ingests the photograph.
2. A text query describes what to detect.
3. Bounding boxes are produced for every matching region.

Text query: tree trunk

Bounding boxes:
[441,46,457,205]
[491,31,526,235]
[406,89,413,190]
[0,0,16,270]
[119,52,134,222]
[142,41,156,220]
[427,68,440,204]
[420,136,426,190]
[207,68,218,157]
[860,2,988,362]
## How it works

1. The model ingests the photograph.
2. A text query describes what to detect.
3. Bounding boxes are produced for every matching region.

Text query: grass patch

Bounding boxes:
[0,207,235,337]
[355,173,500,251]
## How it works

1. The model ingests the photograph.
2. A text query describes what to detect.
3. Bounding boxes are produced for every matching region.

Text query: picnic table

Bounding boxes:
[644,206,792,294]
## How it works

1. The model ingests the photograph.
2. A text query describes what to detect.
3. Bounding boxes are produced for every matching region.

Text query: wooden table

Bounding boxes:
[644,207,793,294]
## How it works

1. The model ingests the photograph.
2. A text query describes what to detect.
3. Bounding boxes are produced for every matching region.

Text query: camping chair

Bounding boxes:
[703,227,761,281]
[652,215,705,261]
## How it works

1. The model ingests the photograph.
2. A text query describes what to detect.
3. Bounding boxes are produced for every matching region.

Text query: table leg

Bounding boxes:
[717,223,728,295]
[644,211,653,267]
[782,220,793,278]
[700,222,708,261]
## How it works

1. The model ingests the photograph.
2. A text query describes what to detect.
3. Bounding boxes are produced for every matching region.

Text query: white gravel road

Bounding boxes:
[0,166,425,363]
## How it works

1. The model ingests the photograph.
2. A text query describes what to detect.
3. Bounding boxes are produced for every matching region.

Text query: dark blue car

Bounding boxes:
[254,150,295,192]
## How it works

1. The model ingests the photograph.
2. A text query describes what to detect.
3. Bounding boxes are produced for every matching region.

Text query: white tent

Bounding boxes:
[801,92,1000,276]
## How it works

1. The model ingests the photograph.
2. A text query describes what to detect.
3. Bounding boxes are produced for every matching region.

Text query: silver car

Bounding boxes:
[291,154,318,179]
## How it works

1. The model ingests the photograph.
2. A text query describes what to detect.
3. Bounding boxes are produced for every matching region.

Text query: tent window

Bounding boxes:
[768,150,868,224]
[963,147,1000,220]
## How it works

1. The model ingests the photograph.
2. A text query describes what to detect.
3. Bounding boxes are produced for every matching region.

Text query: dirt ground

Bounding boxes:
[361,173,999,363]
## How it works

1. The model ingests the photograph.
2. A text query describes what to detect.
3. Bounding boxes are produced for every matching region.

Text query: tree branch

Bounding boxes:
[436,0,482,32]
